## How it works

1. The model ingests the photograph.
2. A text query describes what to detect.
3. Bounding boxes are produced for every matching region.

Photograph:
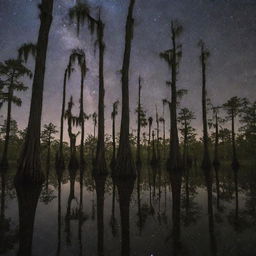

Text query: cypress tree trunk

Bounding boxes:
[80,73,85,168]
[95,18,107,174]
[231,110,239,169]
[116,178,135,256]
[114,0,136,178]
[17,0,54,183]
[163,119,166,160]
[213,112,220,168]
[201,48,211,170]
[156,109,160,163]
[148,123,152,163]
[15,182,41,256]
[168,24,181,172]
[56,69,67,170]
[136,78,141,167]
[183,119,188,169]
[111,114,116,170]
[1,75,13,169]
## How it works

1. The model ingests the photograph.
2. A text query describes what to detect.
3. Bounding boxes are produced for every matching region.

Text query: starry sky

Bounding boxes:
[0,0,256,141]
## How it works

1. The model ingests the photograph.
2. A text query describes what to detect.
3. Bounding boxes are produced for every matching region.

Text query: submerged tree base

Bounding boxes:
[93,158,108,177]
[113,151,136,179]
[115,176,135,256]
[14,178,42,256]
[15,168,45,185]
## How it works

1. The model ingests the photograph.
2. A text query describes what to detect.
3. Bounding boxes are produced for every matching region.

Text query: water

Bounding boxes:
[1,166,256,256]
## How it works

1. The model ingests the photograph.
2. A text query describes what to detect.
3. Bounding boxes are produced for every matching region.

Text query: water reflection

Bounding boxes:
[94,174,106,256]
[1,165,256,255]
[116,176,135,256]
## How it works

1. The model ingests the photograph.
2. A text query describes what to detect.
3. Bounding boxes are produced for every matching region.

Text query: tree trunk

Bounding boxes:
[1,75,13,170]
[80,73,85,168]
[116,178,135,256]
[213,112,220,168]
[17,0,54,183]
[15,181,42,256]
[95,19,107,174]
[231,110,239,169]
[114,0,136,178]
[136,79,141,167]
[201,51,211,170]
[147,123,151,163]
[111,115,116,170]
[163,119,166,160]
[156,110,160,163]
[169,29,180,172]
[183,119,188,169]
[56,69,67,170]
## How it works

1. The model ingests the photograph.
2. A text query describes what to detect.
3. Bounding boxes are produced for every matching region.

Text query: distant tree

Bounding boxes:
[223,96,244,169]
[198,40,211,170]
[56,53,74,170]
[151,130,157,165]
[160,21,183,171]
[41,123,58,173]
[0,119,19,143]
[239,100,256,146]
[178,108,195,169]
[69,49,87,168]
[147,116,153,161]
[135,77,147,167]
[92,112,98,139]
[0,59,31,169]
[115,0,137,178]
[64,97,79,170]
[160,99,166,159]
[17,0,54,184]
[208,105,224,168]
[110,101,119,169]
[155,105,160,163]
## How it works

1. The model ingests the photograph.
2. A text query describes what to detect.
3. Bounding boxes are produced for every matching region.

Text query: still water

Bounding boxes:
[1,166,256,256]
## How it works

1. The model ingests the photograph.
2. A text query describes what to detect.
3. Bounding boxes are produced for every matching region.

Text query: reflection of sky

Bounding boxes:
[0,0,256,141]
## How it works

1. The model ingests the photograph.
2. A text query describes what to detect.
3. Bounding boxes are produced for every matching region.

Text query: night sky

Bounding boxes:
[1,0,256,141]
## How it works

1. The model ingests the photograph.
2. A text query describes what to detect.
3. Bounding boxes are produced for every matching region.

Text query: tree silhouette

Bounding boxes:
[160,99,166,159]
[64,96,79,170]
[223,96,244,169]
[69,48,87,168]
[209,105,224,168]
[0,59,31,169]
[56,53,74,170]
[110,100,119,170]
[147,116,153,162]
[178,108,195,169]
[135,77,147,167]
[114,0,137,178]
[198,40,211,170]
[69,1,107,174]
[155,105,160,163]
[17,0,54,183]
[92,112,97,139]
[41,123,58,178]
[160,20,183,171]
